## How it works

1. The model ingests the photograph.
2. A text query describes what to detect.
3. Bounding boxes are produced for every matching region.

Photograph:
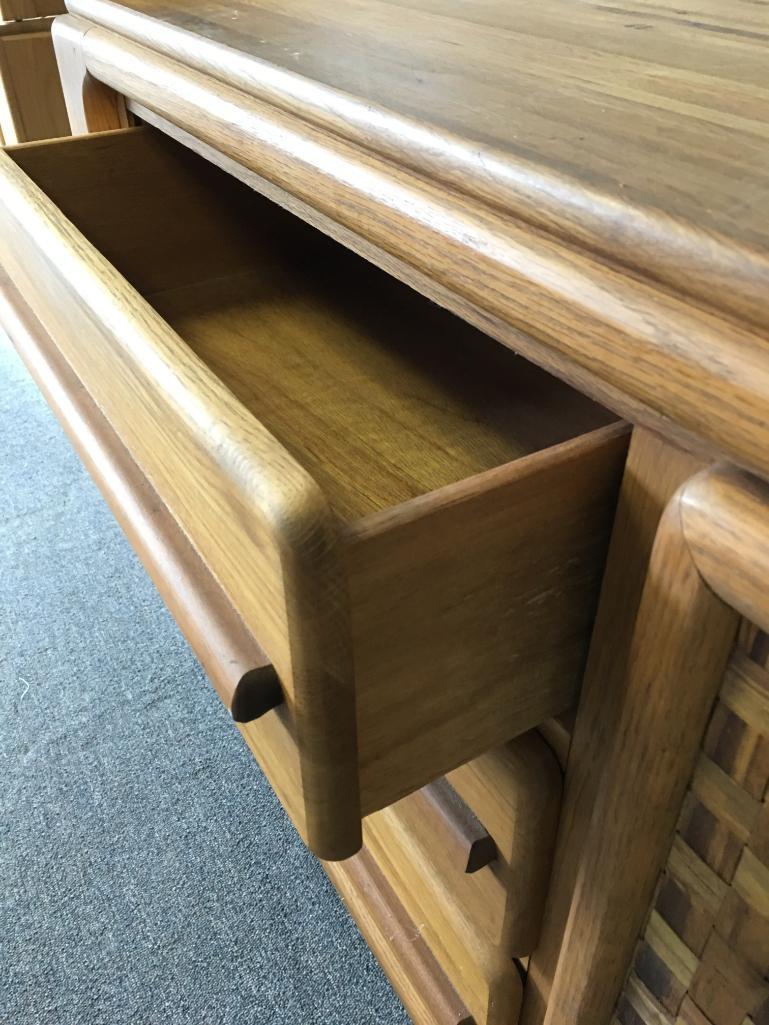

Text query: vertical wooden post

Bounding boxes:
[529,461,769,1025]
[521,428,702,1025]
[543,479,738,1025]
[51,14,127,133]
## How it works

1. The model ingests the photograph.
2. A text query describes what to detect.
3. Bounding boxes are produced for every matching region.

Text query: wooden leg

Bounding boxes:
[521,427,703,1025]
[52,14,127,133]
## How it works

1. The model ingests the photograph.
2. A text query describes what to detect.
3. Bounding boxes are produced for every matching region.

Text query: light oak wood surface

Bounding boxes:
[0,125,627,858]
[52,14,127,134]
[50,4,769,487]
[65,0,769,322]
[0,17,69,144]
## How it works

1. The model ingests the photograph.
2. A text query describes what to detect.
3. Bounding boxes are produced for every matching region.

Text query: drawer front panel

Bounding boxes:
[0,127,627,860]
[0,137,361,858]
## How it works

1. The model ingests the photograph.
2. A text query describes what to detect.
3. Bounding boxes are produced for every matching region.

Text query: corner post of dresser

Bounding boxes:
[52,14,127,134]
[534,461,769,1025]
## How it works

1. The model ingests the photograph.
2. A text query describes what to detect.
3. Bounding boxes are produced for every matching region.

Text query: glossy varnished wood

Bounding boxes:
[66,0,769,322]
[682,468,769,633]
[364,734,562,1024]
[522,429,705,1025]
[42,3,769,494]
[0,274,281,723]
[0,126,627,859]
[540,465,769,1025]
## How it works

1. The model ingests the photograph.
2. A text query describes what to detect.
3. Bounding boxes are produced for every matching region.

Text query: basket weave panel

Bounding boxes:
[615,624,769,1025]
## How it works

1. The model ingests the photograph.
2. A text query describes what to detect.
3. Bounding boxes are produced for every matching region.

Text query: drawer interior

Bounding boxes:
[3,126,628,856]
[9,127,615,525]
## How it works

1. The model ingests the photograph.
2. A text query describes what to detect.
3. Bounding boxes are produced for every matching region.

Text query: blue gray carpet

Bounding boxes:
[0,332,408,1025]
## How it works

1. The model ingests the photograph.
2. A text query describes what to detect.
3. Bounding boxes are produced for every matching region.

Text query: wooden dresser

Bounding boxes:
[1,3,767,1024]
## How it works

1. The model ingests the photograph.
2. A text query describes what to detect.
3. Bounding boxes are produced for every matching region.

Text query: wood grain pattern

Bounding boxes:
[447,734,563,958]
[0,272,282,724]
[349,423,627,813]
[542,471,741,1025]
[419,780,497,876]
[67,0,769,328]
[0,129,361,860]
[0,126,627,857]
[682,467,769,635]
[363,735,560,1023]
[52,9,769,485]
[364,804,522,1025]
[126,99,647,437]
[522,429,704,1025]
[324,847,474,1025]
[0,18,69,144]
[543,467,769,1025]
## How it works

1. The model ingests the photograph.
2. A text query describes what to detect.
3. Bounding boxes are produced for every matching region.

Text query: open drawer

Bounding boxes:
[0,127,628,859]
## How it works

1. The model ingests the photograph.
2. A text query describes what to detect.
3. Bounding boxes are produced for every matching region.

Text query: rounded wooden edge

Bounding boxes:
[680,464,769,638]
[0,139,362,860]
[67,0,769,332]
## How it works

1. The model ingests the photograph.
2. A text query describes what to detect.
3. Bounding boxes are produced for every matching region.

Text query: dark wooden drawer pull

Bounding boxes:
[230,666,284,722]
[419,778,497,874]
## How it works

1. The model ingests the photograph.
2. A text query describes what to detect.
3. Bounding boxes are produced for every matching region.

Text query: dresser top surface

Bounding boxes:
[79,0,768,259]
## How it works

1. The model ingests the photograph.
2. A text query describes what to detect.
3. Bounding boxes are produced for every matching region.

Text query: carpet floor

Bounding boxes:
[0,332,409,1025]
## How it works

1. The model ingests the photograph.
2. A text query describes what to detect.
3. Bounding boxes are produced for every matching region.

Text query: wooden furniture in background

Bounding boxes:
[0,9,68,143]
[2,1,766,1021]
[0,1,64,16]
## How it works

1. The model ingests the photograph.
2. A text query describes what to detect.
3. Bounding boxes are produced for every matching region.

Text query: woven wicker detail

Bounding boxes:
[615,626,769,1025]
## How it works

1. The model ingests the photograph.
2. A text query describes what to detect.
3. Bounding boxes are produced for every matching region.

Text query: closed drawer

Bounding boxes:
[364,736,562,1025]
[0,126,628,859]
